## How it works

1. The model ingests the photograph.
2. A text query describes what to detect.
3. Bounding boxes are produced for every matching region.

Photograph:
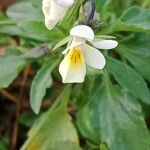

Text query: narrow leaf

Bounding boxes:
[30,59,58,114]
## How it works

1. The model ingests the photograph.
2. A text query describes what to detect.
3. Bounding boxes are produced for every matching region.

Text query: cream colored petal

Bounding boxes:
[62,37,85,54]
[56,0,74,7]
[91,38,118,49]
[59,48,86,83]
[83,44,106,69]
[42,0,70,30]
[70,25,94,42]
[42,1,51,18]
[42,0,51,6]
[45,18,58,30]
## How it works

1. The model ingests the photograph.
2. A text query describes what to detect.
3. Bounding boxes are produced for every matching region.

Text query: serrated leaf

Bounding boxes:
[30,59,58,114]
[106,57,150,103]
[22,86,80,150]
[0,57,26,88]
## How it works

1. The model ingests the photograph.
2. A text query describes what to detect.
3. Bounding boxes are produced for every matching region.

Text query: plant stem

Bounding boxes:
[0,89,18,103]
[9,65,30,150]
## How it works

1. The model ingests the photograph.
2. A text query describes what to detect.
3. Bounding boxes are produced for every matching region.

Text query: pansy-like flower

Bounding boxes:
[42,0,74,30]
[59,25,118,83]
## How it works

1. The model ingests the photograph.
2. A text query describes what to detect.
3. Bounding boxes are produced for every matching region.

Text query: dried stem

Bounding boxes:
[0,89,19,103]
[9,65,30,150]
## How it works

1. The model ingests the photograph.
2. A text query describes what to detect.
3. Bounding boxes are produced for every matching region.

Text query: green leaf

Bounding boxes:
[117,47,150,81]
[0,57,26,88]
[30,59,59,114]
[6,2,43,22]
[95,0,107,12]
[18,21,65,42]
[22,86,80,150]
[0,22,50,42]
[58,0,84,32]
[106,57,150,104]
[109,7,150,33]
[0,137,8,150]
[3,0,84,42]
[120,33,150,57]
[78,82,150,150]
[100,0,131,17]
[77,103,100,144]
[52,36,71,51]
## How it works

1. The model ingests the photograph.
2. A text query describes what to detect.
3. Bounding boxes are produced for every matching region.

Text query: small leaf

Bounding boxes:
[0,57,26,88]
[22,86,80,150]
[106,57,150,103]
[30,59,59,114]
[52,36,71,51]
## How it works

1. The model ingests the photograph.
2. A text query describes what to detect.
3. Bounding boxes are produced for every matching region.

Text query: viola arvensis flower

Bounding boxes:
[59,25,118,83]
[42,0,74,29]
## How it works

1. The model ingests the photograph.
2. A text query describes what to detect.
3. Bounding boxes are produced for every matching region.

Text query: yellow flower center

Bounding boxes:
[66,48,84,67]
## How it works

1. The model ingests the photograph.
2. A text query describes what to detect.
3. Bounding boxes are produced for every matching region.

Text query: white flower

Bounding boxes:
[59,25,118,83]
[42,0,74,30]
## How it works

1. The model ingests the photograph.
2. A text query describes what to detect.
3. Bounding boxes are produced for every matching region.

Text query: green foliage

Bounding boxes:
[0,0,83,42]
[101,7,150,34]
[120,33,150,57]
[0,137,9,150]
[6,2,43,22]
[0,0,150,149]
[78,80,150,150]
[106,57,150,104]
[30,59,59,114]
[21,86,81,150]
[0,56,26,88]
[119,50,150,81]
